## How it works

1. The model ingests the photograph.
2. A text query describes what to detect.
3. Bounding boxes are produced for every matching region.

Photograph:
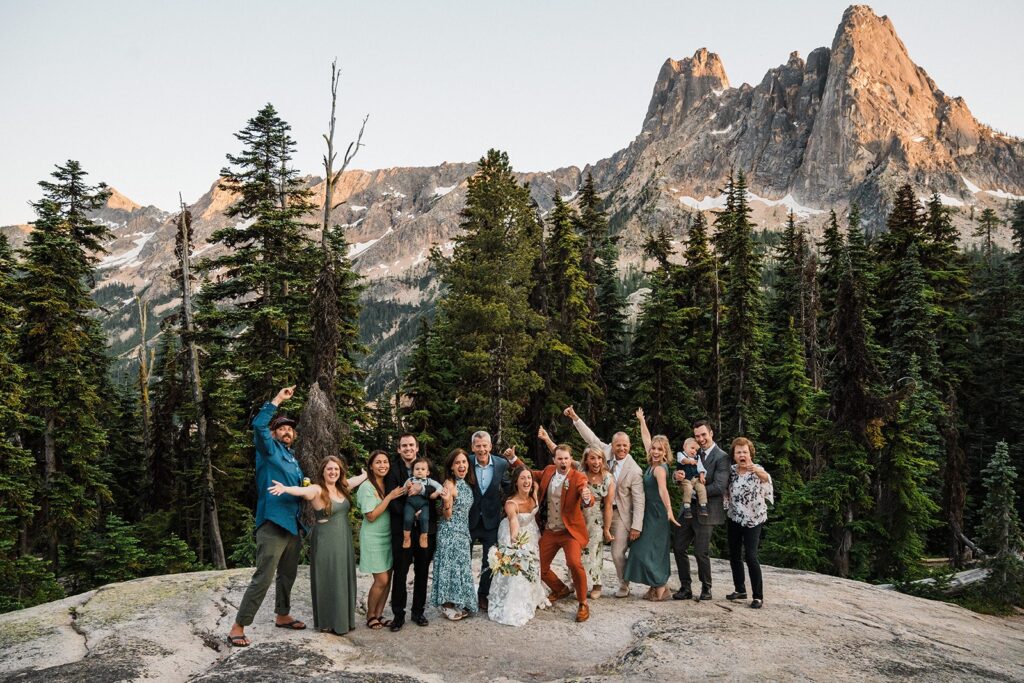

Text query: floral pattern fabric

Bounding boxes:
[726,464,774,528]
[431,477,478,612]
[582,472,613,587]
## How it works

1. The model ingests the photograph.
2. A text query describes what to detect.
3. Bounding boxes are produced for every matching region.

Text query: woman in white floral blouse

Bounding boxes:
[724,437,773,609]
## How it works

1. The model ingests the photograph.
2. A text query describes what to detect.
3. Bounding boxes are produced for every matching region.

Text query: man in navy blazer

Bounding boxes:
[466,430,511,610]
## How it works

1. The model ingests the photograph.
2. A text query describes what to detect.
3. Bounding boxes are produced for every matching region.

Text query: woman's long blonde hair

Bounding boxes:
[649,435,671,465]
[582,446,608,476]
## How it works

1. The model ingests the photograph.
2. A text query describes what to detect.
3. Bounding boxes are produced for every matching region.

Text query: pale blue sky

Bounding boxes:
[1,0,1021,225]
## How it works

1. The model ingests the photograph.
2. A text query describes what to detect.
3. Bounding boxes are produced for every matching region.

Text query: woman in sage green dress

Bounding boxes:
[624,408,681,601]
[358,450,408,629]
[268,455,367,634]
[431,449,478,620]
[581,447,615,598]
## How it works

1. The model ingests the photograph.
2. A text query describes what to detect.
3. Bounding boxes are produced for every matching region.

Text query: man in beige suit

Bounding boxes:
[562,406,646,598]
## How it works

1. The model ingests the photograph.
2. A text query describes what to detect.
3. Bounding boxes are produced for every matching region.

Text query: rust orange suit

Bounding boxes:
[531,466,594,604]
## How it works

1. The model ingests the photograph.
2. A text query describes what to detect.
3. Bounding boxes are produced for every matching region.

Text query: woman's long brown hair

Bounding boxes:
[367,450,390,499]
[316,455,350,516]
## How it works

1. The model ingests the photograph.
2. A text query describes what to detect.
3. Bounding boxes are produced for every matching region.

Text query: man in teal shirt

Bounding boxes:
[228,385,306,647]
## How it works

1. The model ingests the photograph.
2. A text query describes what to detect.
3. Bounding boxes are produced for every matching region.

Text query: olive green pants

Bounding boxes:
[235,521,301,626]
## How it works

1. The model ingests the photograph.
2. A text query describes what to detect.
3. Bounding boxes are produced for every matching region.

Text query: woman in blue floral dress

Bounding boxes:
[431,448,478,620]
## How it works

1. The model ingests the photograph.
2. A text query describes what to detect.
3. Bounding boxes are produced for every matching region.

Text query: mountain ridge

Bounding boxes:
[3,4,1022,394]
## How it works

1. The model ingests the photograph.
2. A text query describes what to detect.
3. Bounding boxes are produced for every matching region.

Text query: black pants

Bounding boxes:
[469,524,498,600]
[390,532,435,618]
[673,513,714,591]
[727,520,763,600]
[403,496,431,533]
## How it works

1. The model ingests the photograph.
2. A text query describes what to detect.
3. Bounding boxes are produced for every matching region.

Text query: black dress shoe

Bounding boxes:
[726,591,747,601]
[750,599,763,609]
[673,588,693,600]
[413,614,429,626]
[699,588,713,601]
[389,615,405,632]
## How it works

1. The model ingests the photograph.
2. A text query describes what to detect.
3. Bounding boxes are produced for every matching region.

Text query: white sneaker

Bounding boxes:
[615,584,630,598]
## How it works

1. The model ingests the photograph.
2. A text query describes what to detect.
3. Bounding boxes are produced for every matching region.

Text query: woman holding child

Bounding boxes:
[624,408,681,600]
[725,437,772,609]
[268,456,366,634]
[357,450,407,629]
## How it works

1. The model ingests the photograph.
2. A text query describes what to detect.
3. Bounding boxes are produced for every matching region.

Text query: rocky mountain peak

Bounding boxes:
[643,48,730,137]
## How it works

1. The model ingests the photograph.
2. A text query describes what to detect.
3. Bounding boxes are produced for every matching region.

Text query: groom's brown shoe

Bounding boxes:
[575,603,590,622]
[549,585,572,603]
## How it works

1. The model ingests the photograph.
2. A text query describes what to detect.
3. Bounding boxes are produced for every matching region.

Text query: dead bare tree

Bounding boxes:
[296,59,367,478]
[135,295,154,472]
[175,195,226,569]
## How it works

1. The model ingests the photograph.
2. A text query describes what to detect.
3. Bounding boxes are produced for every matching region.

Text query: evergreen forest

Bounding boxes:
[1,106,1022,615]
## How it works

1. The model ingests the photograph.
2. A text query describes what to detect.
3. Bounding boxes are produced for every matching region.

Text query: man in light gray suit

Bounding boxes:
[562,406,646,598]
[673,419,730,600]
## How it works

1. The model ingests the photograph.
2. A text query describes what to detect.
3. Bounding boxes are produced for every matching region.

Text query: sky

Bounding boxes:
[1,0,1022,225]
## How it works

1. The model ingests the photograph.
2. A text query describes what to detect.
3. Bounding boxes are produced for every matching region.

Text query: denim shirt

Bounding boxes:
[253,402,305,535]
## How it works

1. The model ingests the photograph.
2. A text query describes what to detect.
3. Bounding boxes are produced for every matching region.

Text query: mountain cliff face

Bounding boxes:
[3,4,1022,395]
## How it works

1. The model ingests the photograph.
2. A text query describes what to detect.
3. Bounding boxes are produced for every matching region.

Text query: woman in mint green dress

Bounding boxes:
[431,449,478,620]
[358,450,407,629]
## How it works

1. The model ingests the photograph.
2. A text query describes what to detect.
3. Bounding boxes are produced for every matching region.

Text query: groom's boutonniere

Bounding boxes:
[562,476,570,492]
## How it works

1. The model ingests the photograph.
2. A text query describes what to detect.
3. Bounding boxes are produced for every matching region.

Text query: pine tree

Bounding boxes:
[974,208,1001,265]
[676,211,720,418]
[978,441,1024,606]
[401,316,460,462]
[630,228,695,436]
[198,103,317,410]
[0,235,62,612]
[817,210,845,324]
[17,161,113,569]
[760,319,826,570]
[576,174,629,434]
[718,171,767,438]
[815,248,885,578]
[536,194,601,431]
[434,150,544,448]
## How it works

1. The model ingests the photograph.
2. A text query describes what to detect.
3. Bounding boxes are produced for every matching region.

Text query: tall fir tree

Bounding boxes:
[575,173,629,435]
[400,316,460,462]
[630,228,695,436]
[434,150,544,448]
[718,171,767,438]
[676,211,720,419]
[0,235,62,612]
[198,103,317,410]
[977,441,1024,606]
[17,161,113,569]
[813,247,884,578]
[974,208,1001,265]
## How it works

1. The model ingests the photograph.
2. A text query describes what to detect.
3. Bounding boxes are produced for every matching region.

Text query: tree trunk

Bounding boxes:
[177,201,226,569]
[43,409,58,569]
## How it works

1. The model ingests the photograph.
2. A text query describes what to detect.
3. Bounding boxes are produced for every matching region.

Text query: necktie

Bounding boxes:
[698,448,707,463]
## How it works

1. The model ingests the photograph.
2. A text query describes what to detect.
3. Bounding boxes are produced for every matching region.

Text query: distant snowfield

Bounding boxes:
[676,191,824,217]
[347,227,392,259]
[432,184,458,198]
[98,232,155,269]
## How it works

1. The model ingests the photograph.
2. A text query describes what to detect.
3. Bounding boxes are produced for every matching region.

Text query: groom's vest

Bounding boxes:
[546,477,566,532]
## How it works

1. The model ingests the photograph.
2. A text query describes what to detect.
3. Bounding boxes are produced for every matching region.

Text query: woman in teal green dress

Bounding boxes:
[431,448,478,620]
[357,450,407,629]
[268,455,366,634]
[624,408,681,601]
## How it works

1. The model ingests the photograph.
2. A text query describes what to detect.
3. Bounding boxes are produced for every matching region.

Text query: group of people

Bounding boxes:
[226,385,774,647]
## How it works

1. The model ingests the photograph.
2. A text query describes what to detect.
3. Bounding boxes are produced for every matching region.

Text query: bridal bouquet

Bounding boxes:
[487,530,539,582]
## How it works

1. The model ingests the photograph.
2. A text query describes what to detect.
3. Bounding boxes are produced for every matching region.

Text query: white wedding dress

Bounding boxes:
[487,511,550,626]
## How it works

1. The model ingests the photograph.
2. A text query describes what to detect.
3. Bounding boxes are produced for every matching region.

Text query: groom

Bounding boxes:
[506,443,594,622]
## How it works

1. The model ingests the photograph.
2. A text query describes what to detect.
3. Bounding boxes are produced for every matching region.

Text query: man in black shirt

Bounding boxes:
[384,433,439,630]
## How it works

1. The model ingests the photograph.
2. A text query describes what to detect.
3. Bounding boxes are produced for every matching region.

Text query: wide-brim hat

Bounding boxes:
[269,415,298,430]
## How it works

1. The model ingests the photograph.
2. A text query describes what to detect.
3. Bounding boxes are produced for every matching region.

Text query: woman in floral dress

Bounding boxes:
[580,447,615,599]
[430,448,478,620]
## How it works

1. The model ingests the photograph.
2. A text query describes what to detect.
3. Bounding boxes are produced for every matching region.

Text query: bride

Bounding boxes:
[487,467,550,626]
